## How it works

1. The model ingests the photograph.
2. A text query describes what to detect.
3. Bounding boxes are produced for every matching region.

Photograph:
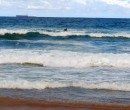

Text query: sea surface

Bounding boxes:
[0,17,130,105]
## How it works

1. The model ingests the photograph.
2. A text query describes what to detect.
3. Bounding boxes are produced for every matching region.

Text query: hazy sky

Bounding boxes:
[0,0,130,18]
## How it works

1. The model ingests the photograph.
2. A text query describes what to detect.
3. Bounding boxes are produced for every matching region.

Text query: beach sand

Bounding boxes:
[0,97,130,110]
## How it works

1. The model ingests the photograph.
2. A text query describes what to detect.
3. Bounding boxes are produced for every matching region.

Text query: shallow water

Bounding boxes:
[0,17,130,104]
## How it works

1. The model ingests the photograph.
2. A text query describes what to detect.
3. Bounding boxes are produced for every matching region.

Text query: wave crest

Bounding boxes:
[0,29,130,39]
[0,79,130,91]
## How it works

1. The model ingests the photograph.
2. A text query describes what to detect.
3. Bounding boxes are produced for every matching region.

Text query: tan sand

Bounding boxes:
[0,97,130,110]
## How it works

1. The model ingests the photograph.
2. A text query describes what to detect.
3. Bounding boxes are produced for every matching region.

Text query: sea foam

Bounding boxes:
[0,49,130,68]
[0,79,130,91]
[0,29,130,38]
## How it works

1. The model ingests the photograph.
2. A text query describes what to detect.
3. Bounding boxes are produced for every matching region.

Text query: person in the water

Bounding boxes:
[64,28,67,31]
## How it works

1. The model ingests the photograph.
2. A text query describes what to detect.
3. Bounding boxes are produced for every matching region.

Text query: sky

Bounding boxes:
[0,0,130,18]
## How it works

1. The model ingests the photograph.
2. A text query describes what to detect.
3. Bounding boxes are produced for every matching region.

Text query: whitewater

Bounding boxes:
[1,29,130,38]
[0,17,130,94]
[1,49,130,68]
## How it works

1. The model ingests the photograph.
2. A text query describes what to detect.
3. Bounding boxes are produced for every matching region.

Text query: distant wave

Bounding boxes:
[1,49,130,68]
[0,29,130,40]
[0,79,130,91]
[0,29,87,38]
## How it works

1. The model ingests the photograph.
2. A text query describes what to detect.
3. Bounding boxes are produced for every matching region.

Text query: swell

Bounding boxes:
[0,32,43,40]
[0,29,130,40]
[0,32,89,40]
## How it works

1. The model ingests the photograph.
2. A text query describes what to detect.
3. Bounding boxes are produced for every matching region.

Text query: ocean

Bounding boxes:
[0,17,130,106]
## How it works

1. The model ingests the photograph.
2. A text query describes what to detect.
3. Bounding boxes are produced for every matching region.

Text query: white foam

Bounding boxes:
[0,29,29,35]
[39,31,86,36]
[0,80,66,89]
[0,29,130,38]
[0,79,130,91]
[0,49,130,68]
[0,29,86,37]
[89,33,130,38]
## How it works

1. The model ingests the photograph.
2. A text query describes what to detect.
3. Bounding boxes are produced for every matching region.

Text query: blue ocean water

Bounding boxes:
[0,17,130,104]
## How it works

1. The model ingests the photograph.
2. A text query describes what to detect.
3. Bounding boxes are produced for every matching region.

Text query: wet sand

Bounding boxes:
[0,97,130,110]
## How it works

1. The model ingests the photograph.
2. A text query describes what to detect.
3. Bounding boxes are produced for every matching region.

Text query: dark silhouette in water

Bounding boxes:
[64,28,67,31]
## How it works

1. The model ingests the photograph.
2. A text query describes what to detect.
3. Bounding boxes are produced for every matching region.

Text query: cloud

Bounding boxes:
[101,0,130,9]
[1,0,130,10]
[0,0,25,9]
[0,0,130,17]
[72,0,88,5]
[27,1,52,10]
[0,0,90,10]
[27,1,71,10]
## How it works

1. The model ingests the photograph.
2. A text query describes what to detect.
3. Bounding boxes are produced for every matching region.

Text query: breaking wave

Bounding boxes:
[0,29,130,40]
[1,49,130,68]
[0,79,130,91]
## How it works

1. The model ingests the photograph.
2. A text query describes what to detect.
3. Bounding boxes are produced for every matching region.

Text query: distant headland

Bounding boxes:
[16,15,36,18]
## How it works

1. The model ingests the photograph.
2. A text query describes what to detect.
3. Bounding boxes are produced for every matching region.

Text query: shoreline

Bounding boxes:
[0,97,130,110]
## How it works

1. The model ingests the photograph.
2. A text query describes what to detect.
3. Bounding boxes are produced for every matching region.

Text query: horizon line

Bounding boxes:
[0,16,130,19]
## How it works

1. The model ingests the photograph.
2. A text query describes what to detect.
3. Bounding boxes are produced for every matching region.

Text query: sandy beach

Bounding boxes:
[0,97,130,110]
